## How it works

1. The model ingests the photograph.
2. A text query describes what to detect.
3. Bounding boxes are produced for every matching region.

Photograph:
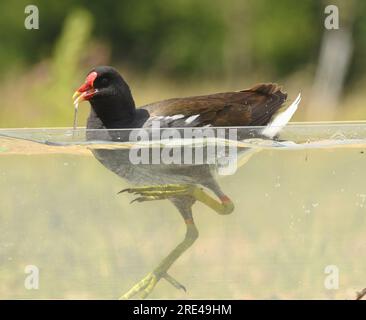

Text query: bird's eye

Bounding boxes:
[100,77,109,86]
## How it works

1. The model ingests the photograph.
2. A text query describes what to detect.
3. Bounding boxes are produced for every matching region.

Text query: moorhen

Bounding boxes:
[73,66,301,299]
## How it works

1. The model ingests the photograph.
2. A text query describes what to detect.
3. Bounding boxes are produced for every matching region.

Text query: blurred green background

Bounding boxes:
[1,1,366,299]
[0,0,365,128]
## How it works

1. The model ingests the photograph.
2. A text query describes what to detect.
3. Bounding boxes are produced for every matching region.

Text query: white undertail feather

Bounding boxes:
[233,93,301,170]
[261,93,301,138]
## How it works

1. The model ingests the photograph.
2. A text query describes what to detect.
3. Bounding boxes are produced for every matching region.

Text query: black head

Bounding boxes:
[73,66,136,128]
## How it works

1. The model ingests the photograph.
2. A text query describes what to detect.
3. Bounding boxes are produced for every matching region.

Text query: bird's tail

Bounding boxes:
[229,93,301,172]
[261,93,301,139]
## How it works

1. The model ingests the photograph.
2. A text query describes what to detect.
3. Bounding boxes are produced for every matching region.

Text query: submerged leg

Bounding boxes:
[120,184,234,215]
[120,202,199,299]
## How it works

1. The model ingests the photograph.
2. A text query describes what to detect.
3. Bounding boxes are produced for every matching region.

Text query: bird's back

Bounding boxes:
[141,83,287,128]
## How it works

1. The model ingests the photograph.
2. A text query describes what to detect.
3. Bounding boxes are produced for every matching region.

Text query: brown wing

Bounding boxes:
[142,83,287,127]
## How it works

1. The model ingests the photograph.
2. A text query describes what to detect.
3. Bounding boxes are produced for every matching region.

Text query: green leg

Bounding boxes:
[120,184,234,215]
[120,221,199,299]
[119,183,233,299]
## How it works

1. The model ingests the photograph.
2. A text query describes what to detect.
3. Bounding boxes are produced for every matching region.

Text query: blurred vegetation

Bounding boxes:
[0,0,366,127]
[1,1,366,299]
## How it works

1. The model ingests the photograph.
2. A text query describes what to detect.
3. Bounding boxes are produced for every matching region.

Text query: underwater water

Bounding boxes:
[0,123,366,299]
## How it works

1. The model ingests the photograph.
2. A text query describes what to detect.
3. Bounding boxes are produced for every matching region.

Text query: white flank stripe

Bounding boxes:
[262,93,301,138]
[185,114,200,124]
[168,114,185,120]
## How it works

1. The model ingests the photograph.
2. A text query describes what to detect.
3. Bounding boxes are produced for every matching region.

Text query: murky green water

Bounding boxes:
[1,123,366,299]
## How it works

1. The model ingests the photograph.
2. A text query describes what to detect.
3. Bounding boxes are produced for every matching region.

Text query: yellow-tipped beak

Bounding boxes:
[73,71,98,105]
[72,91,81,101]
[72,90,87,105]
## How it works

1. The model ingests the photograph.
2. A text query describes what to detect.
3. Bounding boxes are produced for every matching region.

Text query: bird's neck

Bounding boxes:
[87,97,136,129]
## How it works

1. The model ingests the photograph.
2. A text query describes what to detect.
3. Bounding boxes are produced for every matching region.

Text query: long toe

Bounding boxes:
[119,184,198,203]
[120,272,159,300]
